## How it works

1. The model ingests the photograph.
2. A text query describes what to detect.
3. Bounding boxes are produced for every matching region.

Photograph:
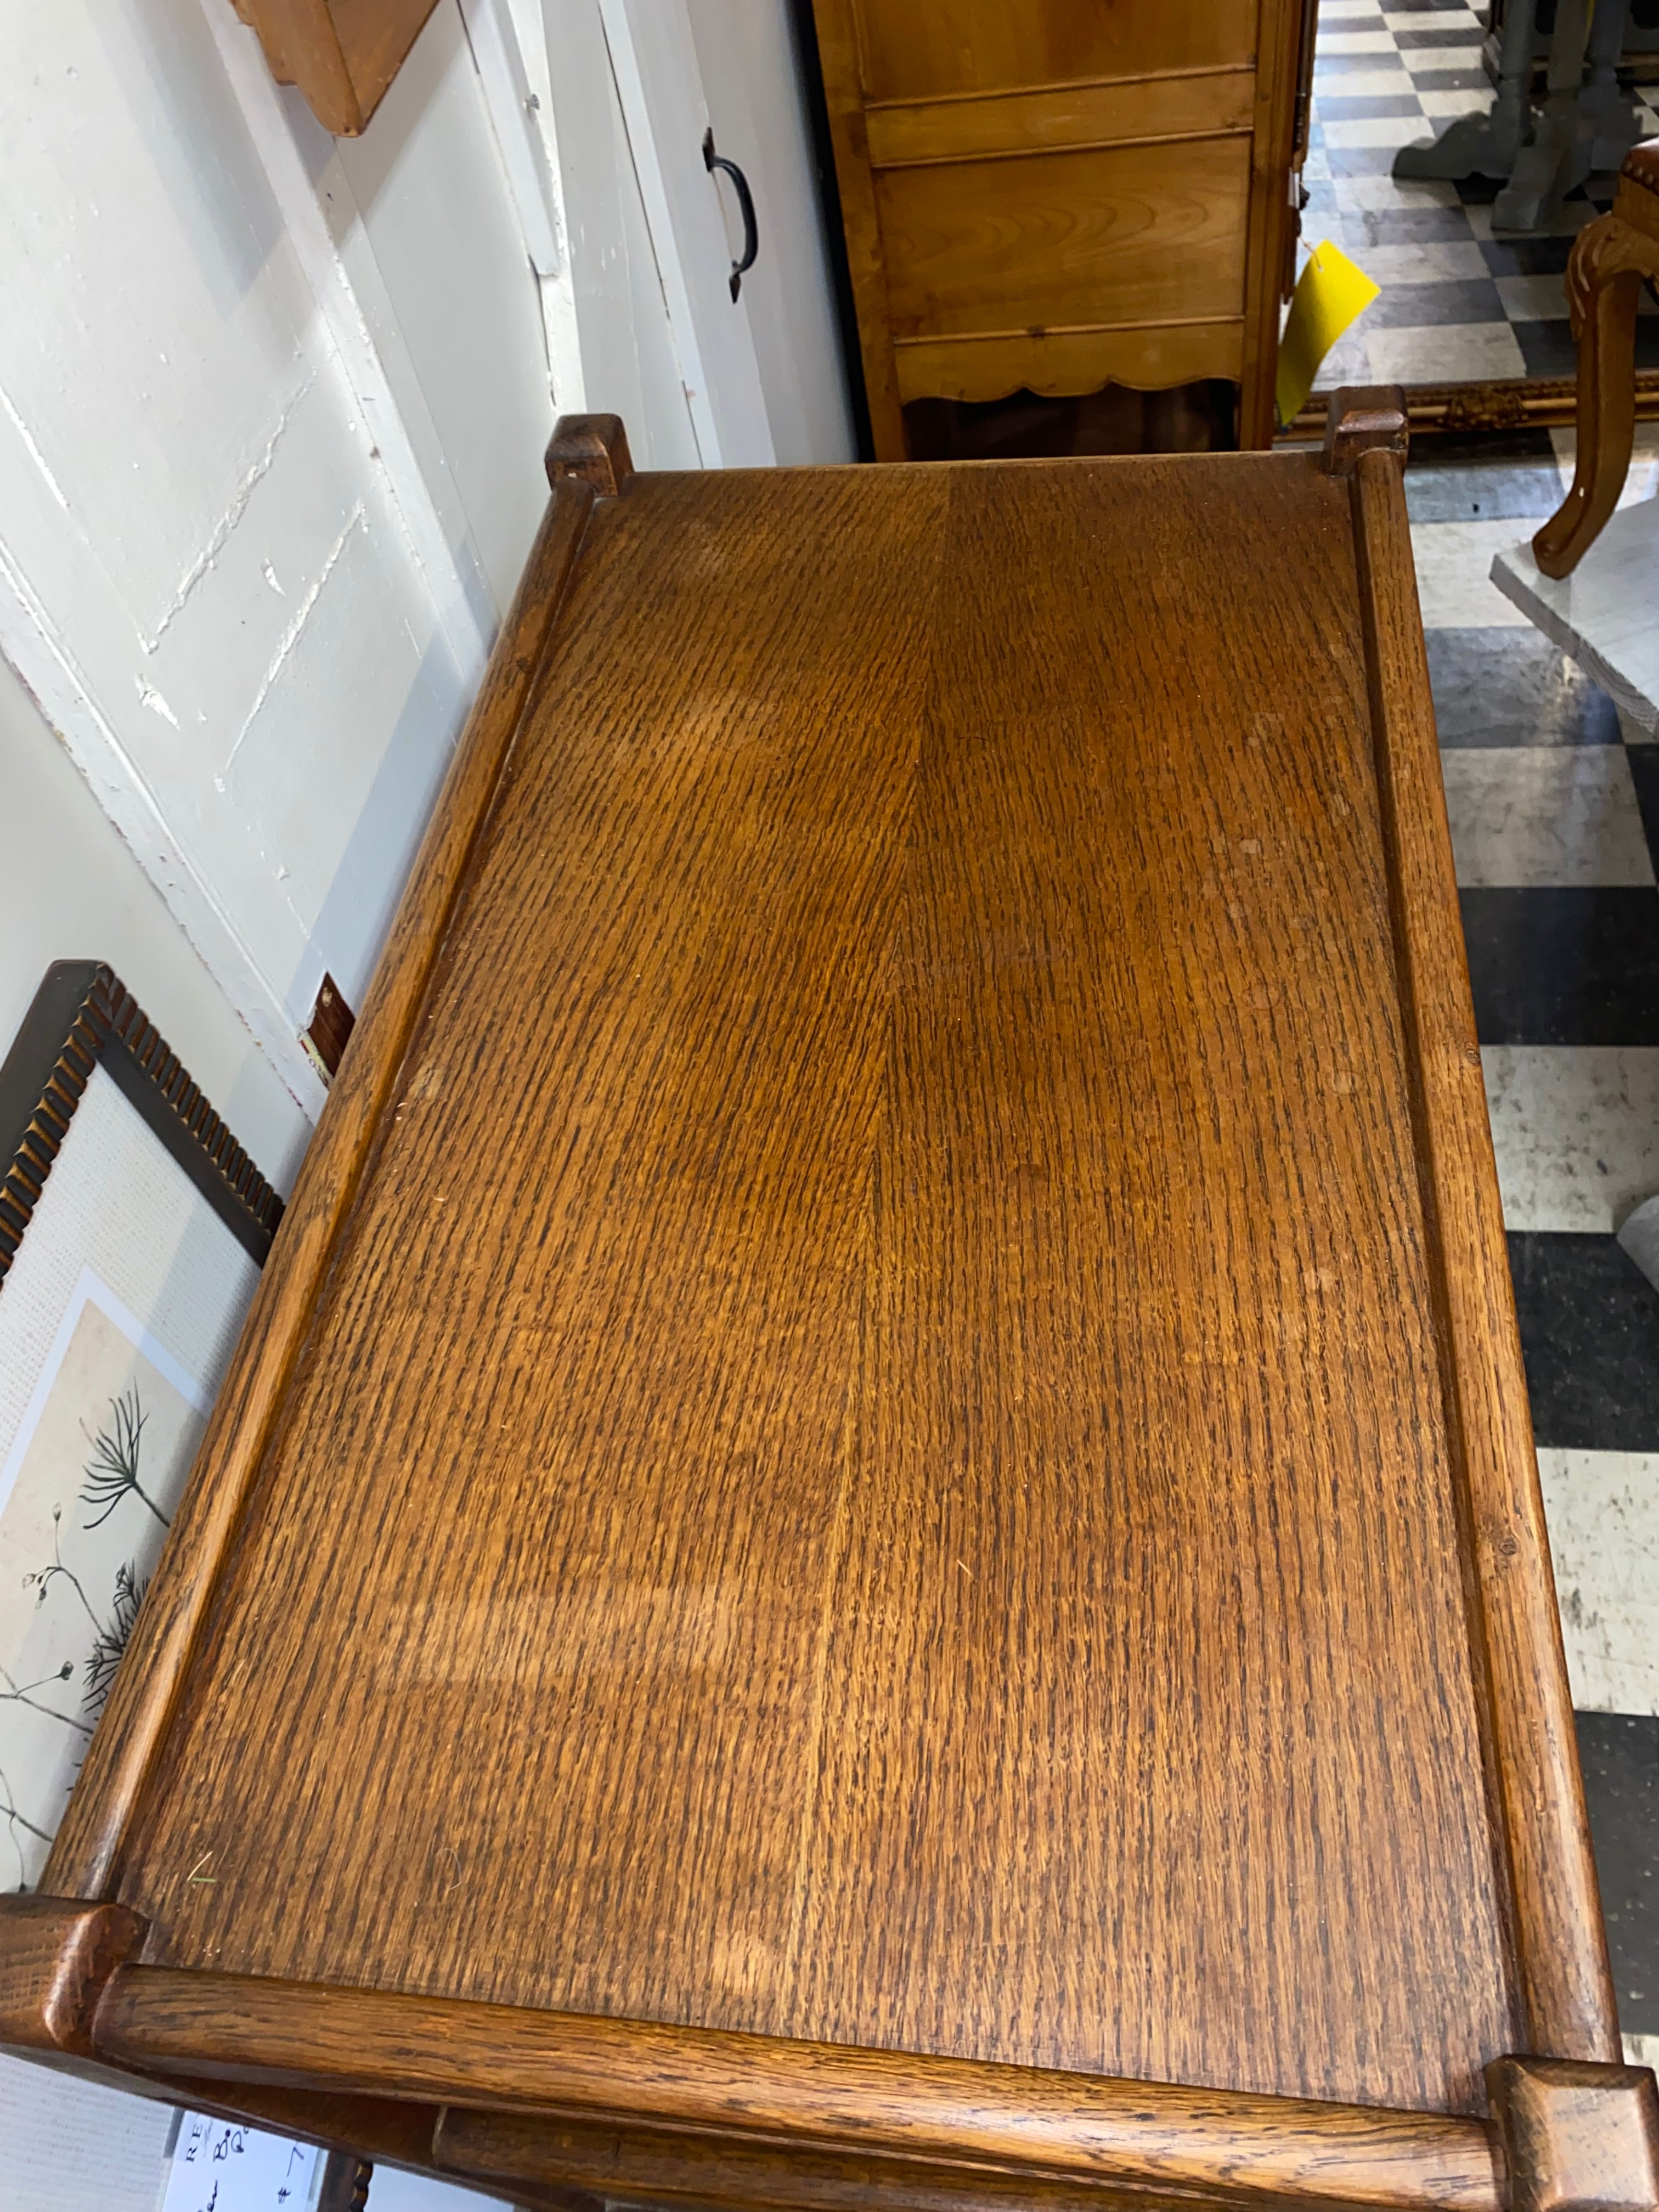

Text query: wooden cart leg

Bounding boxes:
[1533,218,1640,579]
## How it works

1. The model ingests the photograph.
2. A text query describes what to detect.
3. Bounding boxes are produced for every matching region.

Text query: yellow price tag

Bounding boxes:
[1275,241,1381,430]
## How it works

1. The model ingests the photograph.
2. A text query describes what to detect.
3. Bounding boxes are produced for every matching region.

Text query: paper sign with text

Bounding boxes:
[158,2113,321,2212]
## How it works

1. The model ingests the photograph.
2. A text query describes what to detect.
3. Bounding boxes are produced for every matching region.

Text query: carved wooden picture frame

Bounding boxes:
[0,962,283,1892]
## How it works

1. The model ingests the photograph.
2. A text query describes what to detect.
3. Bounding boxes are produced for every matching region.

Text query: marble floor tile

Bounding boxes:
[1335,203,1489,244]
[1417,87,1488,115]
[1426,628,1621,744]
[1464,199,1589,238]
[1628,747,1659,860]
[1440,747,1653,887]
[1328,143,1409,173]
[1411,515,1534,624]
[1407,459,1570,524]
[1372,318,1527,387]
[1491,504,1659,742]
[1511,1232,1659,1451]
[1575,1713,1659,2034]
[1460,887,1659,1044]
[1355,239,1489,281]
[1412,66,1488,88]
[1385,3,1482,21]
[1331,170,1460,208]
[1315,92,1425,118]
[1481,233,1575,277]
[1493,270,1623,324]
[1321,0,1390,14]
[1312,66,1415,94]
[1483,1045,1659,1232]
[1539,1451,1659,1712]
[1401,41,1485,69]
[1550,421,1659,504]
[1366,275,1504,325]
[1319,29,1402,49]
[1545,306,1659,377]
[1322,111,1435,145]
[1515,319,1579,377]
[1393,19,1489,39]
[1317,324,1375,385]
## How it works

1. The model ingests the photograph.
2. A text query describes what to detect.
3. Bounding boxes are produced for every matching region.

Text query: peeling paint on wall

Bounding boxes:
[137,374,317,657]
[216,501,367,791]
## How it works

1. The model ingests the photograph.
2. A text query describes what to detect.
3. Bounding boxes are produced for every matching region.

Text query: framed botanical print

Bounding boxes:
[0,962,283,1890]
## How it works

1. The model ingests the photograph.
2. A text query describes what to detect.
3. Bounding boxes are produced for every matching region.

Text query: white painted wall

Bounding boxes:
[0,0,556,1119]
[538,0,853,470]
[1,0,849,1137]
[324,3,557,611]
[0,652,310,1197]
[684,0,856,464]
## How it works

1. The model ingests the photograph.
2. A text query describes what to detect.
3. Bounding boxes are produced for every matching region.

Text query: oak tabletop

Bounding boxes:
[101,451,1578,2125]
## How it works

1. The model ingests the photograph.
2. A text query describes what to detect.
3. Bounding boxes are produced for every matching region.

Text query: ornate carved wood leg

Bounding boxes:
[1533,216,1641,579]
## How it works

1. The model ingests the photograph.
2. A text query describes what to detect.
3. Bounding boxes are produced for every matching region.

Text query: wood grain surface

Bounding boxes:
[876,138,1252,343]
[42,478,596,1902]
[850,0,1259,103]
[72,449,1600,2130]
[0,1895,144,2056]
[93,1966,1505,2212]
[807,0,1306,449]
[864,71,1257,169]
[433,2102,1486,2212]
[1348,448,1616,2063]
[1485,2056,1659,2212]
[236,0,440,133]
[891,323,1246,409]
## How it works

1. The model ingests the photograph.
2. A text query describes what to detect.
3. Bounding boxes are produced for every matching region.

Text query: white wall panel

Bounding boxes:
[0,0,552,1111]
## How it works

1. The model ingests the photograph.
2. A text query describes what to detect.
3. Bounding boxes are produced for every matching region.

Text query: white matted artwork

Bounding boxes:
[0,1264,217,1887]
[0,968,279,1889]
[0,973,321,2212]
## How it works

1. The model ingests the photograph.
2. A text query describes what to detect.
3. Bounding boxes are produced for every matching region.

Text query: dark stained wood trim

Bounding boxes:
[302,973,357,1087]
[1346,444,1619,2066]
[39,477,598,1904]
[1321,385,1409,477]
[0,960,285,1279]
[433,2103,1461,2212]
[545,415,634,499]
[1485,2057,1659,2212]
[0,1895,147,2058]
[91,1968,1506,2212]
[316,2153,375,2212]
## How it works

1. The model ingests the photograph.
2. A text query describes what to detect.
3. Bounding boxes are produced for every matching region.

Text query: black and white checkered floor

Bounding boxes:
[1306,0,1659,387]
[1407,430,1658,2065]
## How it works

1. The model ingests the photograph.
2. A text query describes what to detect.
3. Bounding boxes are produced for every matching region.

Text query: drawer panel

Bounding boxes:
[892,319,1245,404]
[853,0,1260,103]
[866,66,1257,168]
[876,136,1252,341]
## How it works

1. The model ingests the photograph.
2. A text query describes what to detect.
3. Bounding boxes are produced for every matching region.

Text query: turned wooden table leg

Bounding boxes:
[1532,217,1641,579]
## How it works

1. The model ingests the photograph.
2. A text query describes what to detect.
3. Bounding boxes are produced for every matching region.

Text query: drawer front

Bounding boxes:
[865,67,1257,168]
[853,0,1260,102]
[876,135,1251,342]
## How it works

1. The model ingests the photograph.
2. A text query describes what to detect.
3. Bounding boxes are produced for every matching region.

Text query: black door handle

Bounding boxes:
[703,128,758,301]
